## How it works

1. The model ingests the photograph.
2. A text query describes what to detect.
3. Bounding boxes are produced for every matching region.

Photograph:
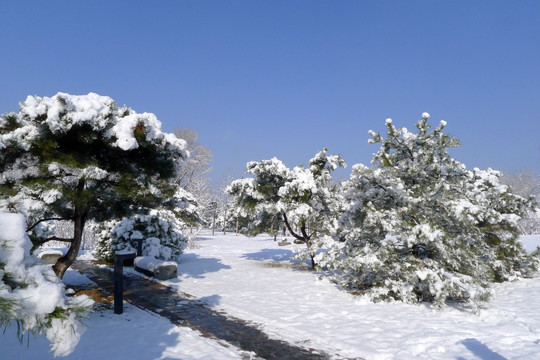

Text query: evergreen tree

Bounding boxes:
[321,113,537,306]
[0,93,188,278]
[228,149,345,268]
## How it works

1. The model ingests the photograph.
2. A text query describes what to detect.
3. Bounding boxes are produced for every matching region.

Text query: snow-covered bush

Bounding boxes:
[94,209,187,263]
[0,212,93,356]
[320,114,537,307]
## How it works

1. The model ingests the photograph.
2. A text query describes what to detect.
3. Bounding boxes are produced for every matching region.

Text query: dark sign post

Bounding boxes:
[113,239,143,314]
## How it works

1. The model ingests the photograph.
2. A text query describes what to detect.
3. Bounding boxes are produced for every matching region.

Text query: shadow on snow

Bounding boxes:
[241,248,294,262]
[178,253,231,279]
[457,338,507,360]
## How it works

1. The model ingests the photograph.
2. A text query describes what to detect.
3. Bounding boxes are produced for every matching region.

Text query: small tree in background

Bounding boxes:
[228,149,345,268]
[173,128,213,192]
[321,113,537,307]
[0,92,188,278]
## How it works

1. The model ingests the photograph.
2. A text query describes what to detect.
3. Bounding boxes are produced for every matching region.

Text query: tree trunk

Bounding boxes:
[53,212,86,279]
[53,180,87,279]
[282,213,316,269]
[223,207,227,235]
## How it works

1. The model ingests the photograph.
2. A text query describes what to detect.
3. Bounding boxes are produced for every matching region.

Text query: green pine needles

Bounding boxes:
[229,113,537,308]
[320,113,537,307]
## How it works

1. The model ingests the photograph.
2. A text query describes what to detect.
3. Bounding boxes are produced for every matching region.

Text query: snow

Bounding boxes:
[0,212,92,356]
[37,249,65,257]
[1,301,247,360]
[134,256,177,272]
[2,231,540,359]
[164,231,540,359]
[0,212,30,268]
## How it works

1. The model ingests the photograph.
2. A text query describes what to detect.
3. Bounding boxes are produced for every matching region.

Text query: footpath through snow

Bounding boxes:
[1,231,540,359]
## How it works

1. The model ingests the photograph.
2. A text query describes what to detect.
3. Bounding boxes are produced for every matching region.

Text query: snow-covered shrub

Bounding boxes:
[0,212,93,356]
[320,114,537,307]
[94,209,187,263]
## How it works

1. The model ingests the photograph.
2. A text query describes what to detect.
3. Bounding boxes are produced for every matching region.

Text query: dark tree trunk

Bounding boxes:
[282,213,317,269]
[309,252,316,269]
[52,212,86,278]
[53,180,88,279]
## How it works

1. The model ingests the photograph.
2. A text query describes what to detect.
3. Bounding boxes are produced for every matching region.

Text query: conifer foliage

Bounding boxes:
[320,113,537,306]
[0,93,188,278]
[0,212,92,356]
[228,149,345,268]
[93,208,187,263]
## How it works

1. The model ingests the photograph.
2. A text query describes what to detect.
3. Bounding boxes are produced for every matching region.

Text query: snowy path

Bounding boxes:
[72,260,332,359]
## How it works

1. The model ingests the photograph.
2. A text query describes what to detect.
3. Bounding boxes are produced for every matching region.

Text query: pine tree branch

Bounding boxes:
[282,213,305,242]
[300,223,312,242]
[45,236,73,243]
[27,217,73,231]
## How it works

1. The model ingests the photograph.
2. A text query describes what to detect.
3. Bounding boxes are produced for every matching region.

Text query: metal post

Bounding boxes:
[113,254,124,314]
[113,251,137,315]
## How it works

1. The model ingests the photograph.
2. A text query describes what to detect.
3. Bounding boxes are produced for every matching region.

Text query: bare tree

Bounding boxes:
[173,128,214,243]
[215,172,235,234]
[502,170,540,235]
[173,128,213,191]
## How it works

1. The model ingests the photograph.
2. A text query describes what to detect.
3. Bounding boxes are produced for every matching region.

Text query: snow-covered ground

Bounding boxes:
[0,267,250,360]
[2,231,540,359]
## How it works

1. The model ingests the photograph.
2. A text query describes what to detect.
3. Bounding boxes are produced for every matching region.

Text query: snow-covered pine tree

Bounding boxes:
[0,93,188,278]
[0,212,93,356]
[320,113,536,307]
[228,149,345,268]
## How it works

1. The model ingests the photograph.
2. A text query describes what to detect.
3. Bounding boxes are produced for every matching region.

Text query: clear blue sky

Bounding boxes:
[1,1,539,185]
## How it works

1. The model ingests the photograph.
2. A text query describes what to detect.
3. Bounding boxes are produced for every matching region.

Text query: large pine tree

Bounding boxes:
[321,113,537,306]
[0,92,187,278]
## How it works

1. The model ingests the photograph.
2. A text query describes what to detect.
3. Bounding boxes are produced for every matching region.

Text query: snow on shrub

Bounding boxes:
[319,114,537,307]
[94,209,187,263]
[0,212,93,356]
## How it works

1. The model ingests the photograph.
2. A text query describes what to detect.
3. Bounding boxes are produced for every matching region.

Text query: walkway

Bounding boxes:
[72,260,333,360]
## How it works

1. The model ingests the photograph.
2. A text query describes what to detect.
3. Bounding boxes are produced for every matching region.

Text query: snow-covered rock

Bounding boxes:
[134,256,177,280]
[37,249,64,264]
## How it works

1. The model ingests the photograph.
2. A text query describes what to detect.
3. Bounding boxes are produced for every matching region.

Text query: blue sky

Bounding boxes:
[1,1,539,185]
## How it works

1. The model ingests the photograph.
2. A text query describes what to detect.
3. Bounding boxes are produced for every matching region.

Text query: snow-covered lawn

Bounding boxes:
[166,231,540,359]
[2,231,540,359]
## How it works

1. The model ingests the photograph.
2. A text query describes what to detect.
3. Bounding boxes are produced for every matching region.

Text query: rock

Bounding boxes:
[38,249,64,264]
[134,256,177,280]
